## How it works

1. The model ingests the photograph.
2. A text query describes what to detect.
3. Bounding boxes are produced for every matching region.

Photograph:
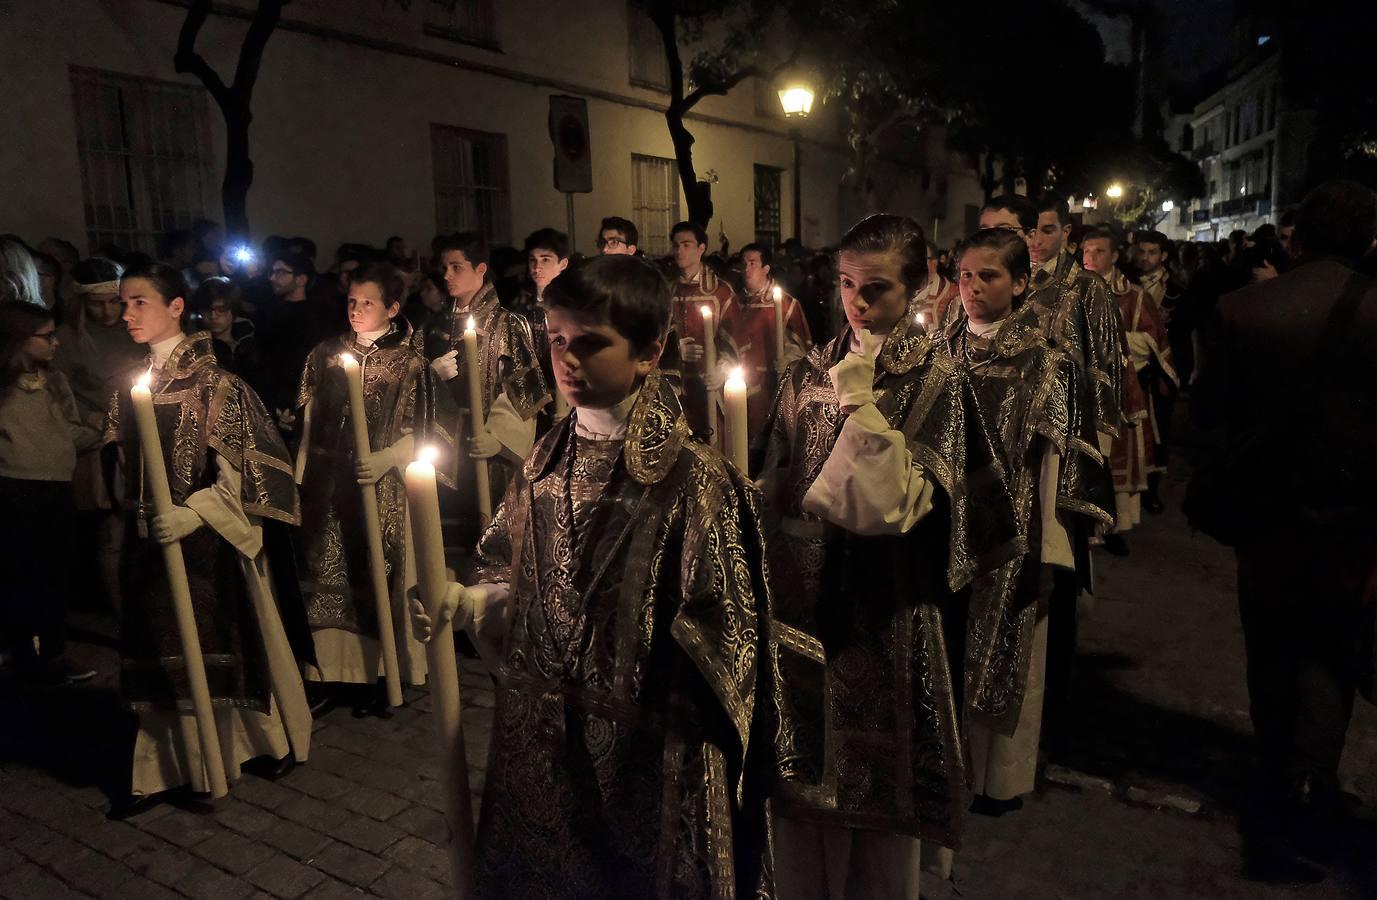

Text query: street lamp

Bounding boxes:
[1161,199,1175,213]
[1106,183,1125,200]
[778,79,815,243]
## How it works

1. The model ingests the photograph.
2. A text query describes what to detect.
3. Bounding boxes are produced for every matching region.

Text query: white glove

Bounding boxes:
[409,583,466,643]
[829,329,881,412]
[702,361,729,392]
[468,428,502,460]
[276,407,297,432]
[151,506,202,545]
[678,337,704,363]
[355,447,399,484]
[431,350,460,380]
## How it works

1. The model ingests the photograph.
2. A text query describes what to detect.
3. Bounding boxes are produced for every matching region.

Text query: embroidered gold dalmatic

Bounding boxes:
[294,325,457,648]
[936,307,1082,733]
[469,371,777,898]
[103,332,300,712]
[1026,252,1124,518]
[417,282,549,513]
[758,313,1024,849]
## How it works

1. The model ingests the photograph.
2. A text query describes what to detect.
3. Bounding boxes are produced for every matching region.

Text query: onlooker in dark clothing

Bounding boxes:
[0,302,100,684]
[1193,180,1377,884]
[257,252,327,440]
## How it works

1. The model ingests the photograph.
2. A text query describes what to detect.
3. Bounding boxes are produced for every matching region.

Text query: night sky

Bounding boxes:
[1155,0,1232,88]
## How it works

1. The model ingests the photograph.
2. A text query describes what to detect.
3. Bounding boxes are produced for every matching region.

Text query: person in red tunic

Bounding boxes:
[735,242,812,435]
[669,221,738,441]
[1081,227,1176,554]
[915,237,961,332]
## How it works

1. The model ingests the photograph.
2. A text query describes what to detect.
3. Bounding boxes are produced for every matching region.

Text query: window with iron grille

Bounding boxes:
[68,66,215,255]
[431,123,511,244]
[753,164,782,248]
[423,0,498,49]
[627,3,669,91]
[631,154,680,256]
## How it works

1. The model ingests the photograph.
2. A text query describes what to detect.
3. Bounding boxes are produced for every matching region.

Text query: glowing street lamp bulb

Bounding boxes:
[417,445,439,466]
[1161,199,1175,213]
[1106,183,1124,200]
[777,85,815,118]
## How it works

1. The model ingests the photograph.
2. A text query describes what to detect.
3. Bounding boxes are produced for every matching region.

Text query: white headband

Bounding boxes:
[71,280,120,295]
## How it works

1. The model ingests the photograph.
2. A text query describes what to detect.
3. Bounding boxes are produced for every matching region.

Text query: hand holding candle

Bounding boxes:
[405,446,475,896]
[130,369,229,798]
[462,318,493,528]
[340,353,404,709]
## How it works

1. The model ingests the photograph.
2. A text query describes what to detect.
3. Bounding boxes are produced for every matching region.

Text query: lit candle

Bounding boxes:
[772,284,786,365]
[462,317,493,527]
[914,310,927,332]
[700,304,717,373]
[130,369,229,798]
[405,446,475,894]
[339,353,403,708]
[723,366,749,472]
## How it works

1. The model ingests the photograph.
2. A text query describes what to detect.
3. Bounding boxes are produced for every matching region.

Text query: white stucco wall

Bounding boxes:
[0,0,974,257]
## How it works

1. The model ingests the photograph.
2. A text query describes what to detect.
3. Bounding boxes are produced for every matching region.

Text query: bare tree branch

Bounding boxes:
[173,0,233,109]
[681,41,801,112]
[231,0,286,101]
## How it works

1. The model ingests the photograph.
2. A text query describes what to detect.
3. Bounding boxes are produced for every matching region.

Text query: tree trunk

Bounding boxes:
[222,111,254,243]
[666,106,710,227]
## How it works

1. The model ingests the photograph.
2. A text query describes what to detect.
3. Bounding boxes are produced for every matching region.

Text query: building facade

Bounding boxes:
[1175,24,1316,242]
[1,0,980,260]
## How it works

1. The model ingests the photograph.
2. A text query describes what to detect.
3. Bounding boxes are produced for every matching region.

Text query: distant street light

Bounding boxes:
[1106,183,1125,200]
[777,79,816,243]
[777,85,816,118]
[1161,199,1175,213]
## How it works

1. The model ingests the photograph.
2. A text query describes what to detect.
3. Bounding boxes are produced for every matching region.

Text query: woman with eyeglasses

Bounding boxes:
[0,302,101,685]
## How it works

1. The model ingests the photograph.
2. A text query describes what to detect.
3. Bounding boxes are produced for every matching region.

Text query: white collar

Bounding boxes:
[573,388,640,440]
[150,333,184,369]
[966,316,1008,338]
[355,326,390,347]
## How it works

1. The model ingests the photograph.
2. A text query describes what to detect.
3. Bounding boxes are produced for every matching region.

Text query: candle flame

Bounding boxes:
[700,304,712,319]
[727,365,746,387]
[417,445,439,466]
[339,351,358,367]
[466,315,477,333]
[136,366,153,389]
[914,311,926,326]
[772,285,782,301]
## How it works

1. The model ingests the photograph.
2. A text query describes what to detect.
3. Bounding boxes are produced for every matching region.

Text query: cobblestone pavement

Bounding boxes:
[2,457,1375,898]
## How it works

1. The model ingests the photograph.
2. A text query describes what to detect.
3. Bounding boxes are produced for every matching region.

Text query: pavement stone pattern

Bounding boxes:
[0,659,494,900]
[2,449,1375,898]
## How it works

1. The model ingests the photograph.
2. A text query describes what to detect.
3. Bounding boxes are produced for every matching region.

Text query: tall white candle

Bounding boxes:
[339,353,403,708]
[405,446,475,895]
[130,370,229,798]
[772,284,786,365]
[723,366,749,472]
[462,317,493,527]
[700,304,717,373]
